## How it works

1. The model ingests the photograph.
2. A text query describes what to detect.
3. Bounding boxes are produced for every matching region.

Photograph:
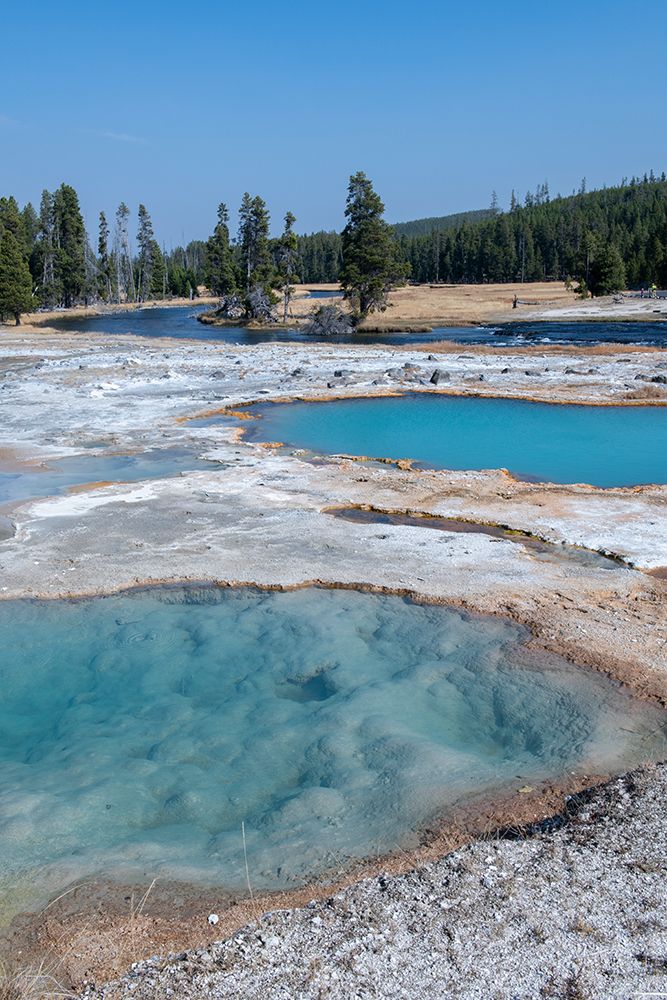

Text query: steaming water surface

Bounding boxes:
[0,586,665,912]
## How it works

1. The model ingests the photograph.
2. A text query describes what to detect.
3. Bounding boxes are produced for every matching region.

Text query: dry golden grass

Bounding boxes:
[362,281,578,328]
[288,282,578,328]
[0,961,72,1000]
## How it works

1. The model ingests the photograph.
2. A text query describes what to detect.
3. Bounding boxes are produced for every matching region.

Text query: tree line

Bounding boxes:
[396,175,667,293]
[0,185,205,324]
[297,174,667,294]
[3,171,664,325]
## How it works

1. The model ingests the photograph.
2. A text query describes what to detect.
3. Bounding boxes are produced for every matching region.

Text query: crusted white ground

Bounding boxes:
[1,328,666,999]
[1,329,666,687]
[526,297,667,320]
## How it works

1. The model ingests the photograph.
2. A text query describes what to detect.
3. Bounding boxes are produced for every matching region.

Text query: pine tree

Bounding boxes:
[238,193,273,293]
[205,202,237,296]
[137,204,156,302]
[590,242,626,295]
[35,190,59,307]
[0,230,33,324]
[276,210,300,322]
[0,196,27,253]
[339,171,407,317]
[113,202,134,303]
[98,212,112,301]
[53,184,86,307]
[149,240,166,297]
[21,203,40,251]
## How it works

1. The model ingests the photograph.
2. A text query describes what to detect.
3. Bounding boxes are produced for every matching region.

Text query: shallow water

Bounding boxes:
[46,306,667,346]
[243,394,667,487]
[326,507,626,570]
[475,320,667,348]
[48,305,213,338]
[0,448,217,506]
[0,585,664,909]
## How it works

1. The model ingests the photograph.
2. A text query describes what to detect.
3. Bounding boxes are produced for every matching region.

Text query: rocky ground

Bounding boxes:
[81,764,667,1000]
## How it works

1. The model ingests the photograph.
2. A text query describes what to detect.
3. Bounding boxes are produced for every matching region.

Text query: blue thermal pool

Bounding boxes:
[0,586,664,910]
[242,394,667,487]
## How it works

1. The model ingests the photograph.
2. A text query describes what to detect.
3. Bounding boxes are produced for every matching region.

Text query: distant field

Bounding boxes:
[290,282,579,328]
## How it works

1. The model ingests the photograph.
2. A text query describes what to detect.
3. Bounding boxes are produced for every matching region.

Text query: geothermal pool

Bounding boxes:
[243,394,667,487]
[0,447,218,506]
[0,586,664,910]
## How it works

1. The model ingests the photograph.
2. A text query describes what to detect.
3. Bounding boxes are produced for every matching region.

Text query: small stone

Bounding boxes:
[430,369,449,385]
[207,913,219,925]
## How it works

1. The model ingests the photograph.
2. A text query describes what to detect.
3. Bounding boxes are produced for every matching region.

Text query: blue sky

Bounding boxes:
[2,0,666,246]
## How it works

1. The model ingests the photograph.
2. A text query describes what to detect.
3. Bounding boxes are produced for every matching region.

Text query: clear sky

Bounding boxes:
[2,0,666,247]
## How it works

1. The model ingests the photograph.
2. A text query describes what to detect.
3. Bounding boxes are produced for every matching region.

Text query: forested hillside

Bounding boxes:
[298,176,667,291]
[297,231,342,284]
[392,208,494,238]
[398,176,667,291]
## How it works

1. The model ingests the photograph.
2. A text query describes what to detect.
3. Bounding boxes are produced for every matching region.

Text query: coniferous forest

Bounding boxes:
[393,175,667,291]
[299,175,667,291]
[1,174,666,324]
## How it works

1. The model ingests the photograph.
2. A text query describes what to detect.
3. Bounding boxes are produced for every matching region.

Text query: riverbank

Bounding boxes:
[15,296,218,330]
[0,327,665,995]
[197,282,667,333]
[7,284,666,340]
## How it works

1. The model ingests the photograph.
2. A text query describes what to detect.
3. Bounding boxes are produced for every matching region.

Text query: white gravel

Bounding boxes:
[81,764,667,1000]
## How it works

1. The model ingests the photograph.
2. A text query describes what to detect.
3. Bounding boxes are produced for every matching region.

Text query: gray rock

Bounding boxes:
[430,369,449,385]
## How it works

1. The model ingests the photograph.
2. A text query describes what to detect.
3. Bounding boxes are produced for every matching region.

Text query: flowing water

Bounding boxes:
[46,306,667,346]
[242,394,667,487]
[0,585,664,912]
